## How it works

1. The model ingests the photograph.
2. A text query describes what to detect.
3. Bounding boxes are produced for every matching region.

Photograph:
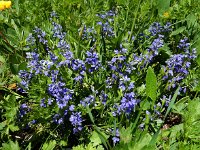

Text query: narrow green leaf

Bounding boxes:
[149,87,180,146]
[86,106,95,124]
[146,67,157,102]
[164,87,180,119]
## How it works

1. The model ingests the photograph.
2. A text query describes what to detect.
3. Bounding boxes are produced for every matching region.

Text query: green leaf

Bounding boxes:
[96,145,104,150]
[133,133,152,150]
[8,124,19,132]
[42,140,56,150]
[140,99,151,110]
[157,0,170,15]
[164,87,180,119]
[173,96,190,114]
[186,13,197,28]
[196,55,200,66]
[90,131,102,147]
[170,26,186,36]
[72,145,85,150]
[159,44,172,56]
[149,87,179,146]
[0,55,6,74]
[93,126,110,149]
[146,67,157,102]
[86,106,95,124]
[2,140,20,150]
[120,126,132,144]
[0,122,6,130]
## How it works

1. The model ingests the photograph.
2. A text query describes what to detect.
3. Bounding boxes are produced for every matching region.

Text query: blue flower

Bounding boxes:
[69,112,83,133]
[85,50,101,73]
[80,95,95,107]
[48,81,73,109]
[19,103,30,118]
[40,98,47,108]
[53,114,64,124]
[99,91,108,105]
[112,128,120,144]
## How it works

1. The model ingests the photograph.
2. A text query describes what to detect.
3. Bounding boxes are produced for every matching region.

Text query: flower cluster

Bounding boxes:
[18,70,32,93]
[96,10,115,37]
[19,104,30,118]
[79,10,115,40]
[85,50,101,73]
[79,25,96,41]
[162,38,197,92]
[149,22,172,36]
[17,10,197,146]
[111,128,120,144]
[69,112,83,133]
[0,1,11,11]
[48,81,73,109]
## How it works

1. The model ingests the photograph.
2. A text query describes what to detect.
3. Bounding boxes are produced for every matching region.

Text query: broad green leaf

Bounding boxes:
[90,131,102,147]
[157,0,170,15]
[120,126,132,143]
[133,133,152,150]
[0,122,6,130]
[159,44,172,56]
[96,145,104,150]
[94,126,110,149]
[42,140,56,150]
[72,144,85,150]
[146,67,157,102]
[8,124,19,132]
[2,140,20,150]
[170,26,186,36]
[85,143,96,150]
[186,13,197,28]
[140,99,151,110]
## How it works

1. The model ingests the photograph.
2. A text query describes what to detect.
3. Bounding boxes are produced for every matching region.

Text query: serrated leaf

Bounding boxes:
[146,67,157,102]
[9,124,18,132]
[85,143,96,150]
[120,126,132,143]
[8,124,19,132]
[2,140,20,150]
[72,144,85,150]
[0,122,6,130]
[96,145,104,150]
[90,131,102,147]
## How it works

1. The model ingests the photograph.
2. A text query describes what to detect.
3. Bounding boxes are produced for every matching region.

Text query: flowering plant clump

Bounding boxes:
[17,11,197,148]
[0,1,11,11]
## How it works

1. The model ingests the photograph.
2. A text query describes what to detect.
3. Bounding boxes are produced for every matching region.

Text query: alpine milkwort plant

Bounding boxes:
[17,11,197,148]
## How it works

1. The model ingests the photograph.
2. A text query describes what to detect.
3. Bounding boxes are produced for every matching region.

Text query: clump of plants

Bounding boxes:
[15,10,198,149]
